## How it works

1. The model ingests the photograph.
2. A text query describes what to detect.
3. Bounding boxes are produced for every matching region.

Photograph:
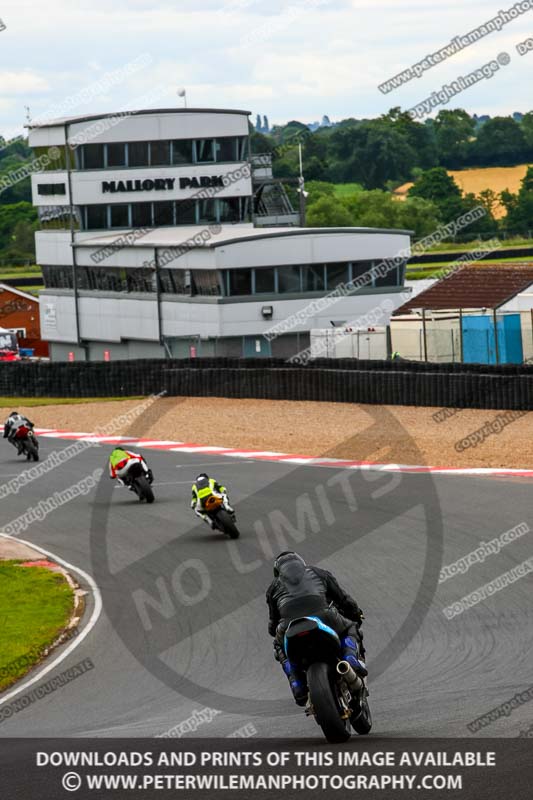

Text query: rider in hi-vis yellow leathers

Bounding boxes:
[191,473,233,529]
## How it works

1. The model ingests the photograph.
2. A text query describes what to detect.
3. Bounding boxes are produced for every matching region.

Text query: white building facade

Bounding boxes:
[28,108,412,360]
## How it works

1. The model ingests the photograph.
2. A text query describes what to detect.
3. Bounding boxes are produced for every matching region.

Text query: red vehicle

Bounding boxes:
[0,330,20,362]
[14,424,39,461]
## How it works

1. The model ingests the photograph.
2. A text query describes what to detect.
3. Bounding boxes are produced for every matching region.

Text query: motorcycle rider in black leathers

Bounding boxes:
[266,551,367,706]
[3,411,35,455]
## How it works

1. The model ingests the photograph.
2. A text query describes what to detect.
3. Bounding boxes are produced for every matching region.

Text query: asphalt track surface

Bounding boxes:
[0,435,532,740]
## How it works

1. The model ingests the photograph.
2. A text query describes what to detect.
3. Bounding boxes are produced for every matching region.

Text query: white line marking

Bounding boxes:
[175,461,252,468]
[133,440,182,447]
[151,481,193,486]
[0,533,102,707]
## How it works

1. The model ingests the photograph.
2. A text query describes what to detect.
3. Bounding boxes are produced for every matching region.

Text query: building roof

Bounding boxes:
[26,108,252,130]
[395,264,533,314]
[76,225,413,250]
[0,283,40,304]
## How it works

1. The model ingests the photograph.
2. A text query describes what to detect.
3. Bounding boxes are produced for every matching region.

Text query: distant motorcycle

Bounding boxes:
[203,494,240,539]
[284,615,372,743]
[120,456,154,503]
[14,425,39,462]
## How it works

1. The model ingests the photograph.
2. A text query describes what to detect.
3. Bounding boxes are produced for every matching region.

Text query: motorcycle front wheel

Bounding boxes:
[351,691,372,735]
[307,661,351,743]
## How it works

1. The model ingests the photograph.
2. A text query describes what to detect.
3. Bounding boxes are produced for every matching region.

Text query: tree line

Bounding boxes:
[254,107,533,239]
[253,107,533,186]
[0,138,38,263]
[1,105,532,266]
[302,166,533,240]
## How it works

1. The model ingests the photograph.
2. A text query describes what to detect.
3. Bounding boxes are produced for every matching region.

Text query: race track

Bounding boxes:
[1,433,532,740]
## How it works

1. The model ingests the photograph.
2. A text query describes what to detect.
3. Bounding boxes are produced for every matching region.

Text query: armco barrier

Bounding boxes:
[2,359,533,409]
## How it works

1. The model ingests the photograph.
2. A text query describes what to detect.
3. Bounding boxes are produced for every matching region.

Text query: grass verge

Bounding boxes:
[0,561,74,692]
[424,237,533,253]
[0,396,143,408]
[0,271,42,279]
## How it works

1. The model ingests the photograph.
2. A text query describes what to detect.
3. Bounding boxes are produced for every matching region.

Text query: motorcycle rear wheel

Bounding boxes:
[24,439,39,462]
[216,509,240,539]
[134,475,154,503]
[307,661,351,743]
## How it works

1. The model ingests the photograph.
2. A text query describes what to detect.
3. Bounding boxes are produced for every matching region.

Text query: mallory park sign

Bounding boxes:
[102,176,225,193]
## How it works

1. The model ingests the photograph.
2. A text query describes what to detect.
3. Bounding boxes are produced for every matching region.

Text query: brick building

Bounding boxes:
[0,284,48,357]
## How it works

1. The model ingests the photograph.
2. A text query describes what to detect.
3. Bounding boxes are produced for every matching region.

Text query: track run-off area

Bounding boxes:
[0,426,532,740]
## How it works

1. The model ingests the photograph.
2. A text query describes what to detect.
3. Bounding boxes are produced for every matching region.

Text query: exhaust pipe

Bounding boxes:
[337,660,362,690]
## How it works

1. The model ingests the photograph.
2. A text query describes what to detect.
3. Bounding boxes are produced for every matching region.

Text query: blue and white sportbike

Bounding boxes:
[284,615,372,743]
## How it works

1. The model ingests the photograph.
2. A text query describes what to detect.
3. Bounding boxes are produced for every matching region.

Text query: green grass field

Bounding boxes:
[0,561,74,692]
[0,396,142,407]
[333,183,364,197]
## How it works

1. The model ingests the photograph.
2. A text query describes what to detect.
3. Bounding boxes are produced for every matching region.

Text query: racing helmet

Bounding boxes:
[273,551,306,577]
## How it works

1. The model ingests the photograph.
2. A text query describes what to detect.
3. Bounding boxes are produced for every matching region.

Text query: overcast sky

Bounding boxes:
[0,0,532,138]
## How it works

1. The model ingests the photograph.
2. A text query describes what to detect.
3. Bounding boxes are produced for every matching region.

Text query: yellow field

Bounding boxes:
[393,164,531,218]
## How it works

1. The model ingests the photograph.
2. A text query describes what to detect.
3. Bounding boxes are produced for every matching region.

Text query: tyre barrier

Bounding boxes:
[2,360,533,410]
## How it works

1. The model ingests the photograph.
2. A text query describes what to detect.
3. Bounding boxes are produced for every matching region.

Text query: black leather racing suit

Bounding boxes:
[266,558,366,682]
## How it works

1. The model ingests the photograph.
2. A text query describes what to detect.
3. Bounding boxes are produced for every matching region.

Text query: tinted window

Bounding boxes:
[326,263,349,290]
[129,141,149,167]
[219,197,240,223]
[80,268,127,292]
[216,137,237,162]
[42,265,74,289]
[39,206,78,230]
[131,202,152,228]
[127,269,155,292]
[254,267,275,294]
[110,204,129,228]
[107,143,126,167]
[159,269,190,294]
[374,264,399,287]
[153,201,174,226]
[172,139,193,165]
[198,199,217,224]
[278,265,301,293]
[229,269,252,295]
[86,205,107,229]
[303,264,324,292]
[103,269,127,292]
[351,261,373,284]
[150,141,170,166]
[37,183,66,195]
[237,136,249,160]
[196,139,215,163]
[83,144,104,169]
[176,200,196,225]
[192,270,221,296]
